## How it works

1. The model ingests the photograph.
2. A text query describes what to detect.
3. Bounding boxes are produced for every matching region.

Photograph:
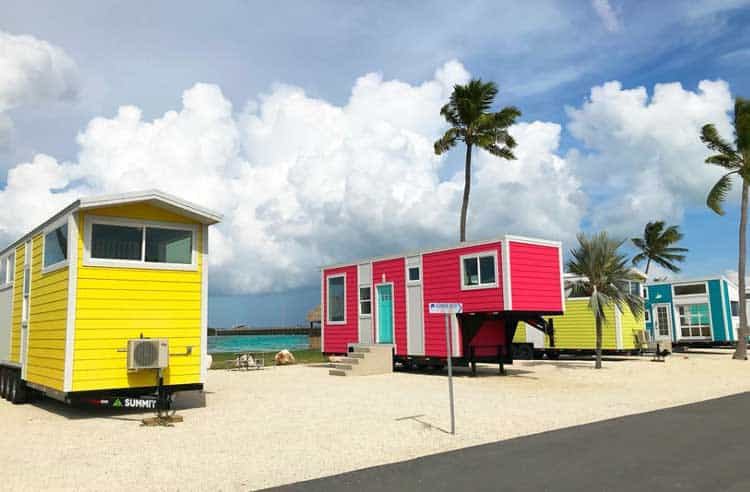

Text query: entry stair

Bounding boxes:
[328,344,393,376]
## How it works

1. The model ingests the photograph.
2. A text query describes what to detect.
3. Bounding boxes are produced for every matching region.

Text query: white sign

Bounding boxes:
[429,303,463,314]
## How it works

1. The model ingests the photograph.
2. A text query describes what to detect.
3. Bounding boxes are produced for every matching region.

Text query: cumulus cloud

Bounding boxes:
[0,60,585,294]
[0,31,79,145]
[566,79,735,236]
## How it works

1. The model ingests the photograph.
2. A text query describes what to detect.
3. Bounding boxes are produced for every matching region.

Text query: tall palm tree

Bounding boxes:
[567,232,643,369]
[700,96,750,361]
[434,80,521,242]
[631,221,688,275]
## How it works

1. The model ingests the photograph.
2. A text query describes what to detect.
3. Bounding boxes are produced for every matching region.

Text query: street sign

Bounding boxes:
[429,302,463,314]
[428,301,463,435]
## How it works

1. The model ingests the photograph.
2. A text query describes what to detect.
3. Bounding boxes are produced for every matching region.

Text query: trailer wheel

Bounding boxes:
[545,351,560,360]
[513,344,534,360]
[9,371,27,405]
[0,367,7,400]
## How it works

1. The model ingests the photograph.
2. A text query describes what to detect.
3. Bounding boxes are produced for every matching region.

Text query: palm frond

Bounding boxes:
[707,172,735,215]
[734,97,750,153]
[701,124,737,157]
[434,128,459,155]
[705,153,741,170]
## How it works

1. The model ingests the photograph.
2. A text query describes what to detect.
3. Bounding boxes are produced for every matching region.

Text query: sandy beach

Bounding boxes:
[2,350,750,491]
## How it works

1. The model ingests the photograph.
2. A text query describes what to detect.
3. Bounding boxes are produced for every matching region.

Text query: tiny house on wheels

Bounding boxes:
[0,190,221,405]
[320,236,564,372]
[644,276,740,347]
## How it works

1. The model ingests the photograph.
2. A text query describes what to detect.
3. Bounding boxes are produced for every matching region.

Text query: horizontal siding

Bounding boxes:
[321,265,358,353]
[26,234,68,391]
[620,309,644,350]
[9,244,24,363]
[422,243,503,357]
[548,299,619,350]
[372,258,406,355]
[72,206,203,392]
[509,242,563,312]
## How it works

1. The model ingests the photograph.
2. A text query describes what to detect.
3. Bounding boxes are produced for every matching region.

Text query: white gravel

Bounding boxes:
[3,350,750,491]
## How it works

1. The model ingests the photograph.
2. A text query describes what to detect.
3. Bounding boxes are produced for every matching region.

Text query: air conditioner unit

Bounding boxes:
[127,339,169,370]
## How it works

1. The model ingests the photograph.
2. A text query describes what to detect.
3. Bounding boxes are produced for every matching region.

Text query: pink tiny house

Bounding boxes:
[321,235,564,370]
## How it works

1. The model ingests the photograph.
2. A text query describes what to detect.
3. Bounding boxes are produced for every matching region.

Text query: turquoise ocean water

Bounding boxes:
[208,334,310,353]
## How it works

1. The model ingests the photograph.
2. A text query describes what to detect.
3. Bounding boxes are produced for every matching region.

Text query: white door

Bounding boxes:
[653,304,672,342]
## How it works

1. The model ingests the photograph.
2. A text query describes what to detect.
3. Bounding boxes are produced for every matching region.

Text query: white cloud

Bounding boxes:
[591,0,621,32]
[0,60,585,294]
[0,31,79,145]
[566,79,735,236]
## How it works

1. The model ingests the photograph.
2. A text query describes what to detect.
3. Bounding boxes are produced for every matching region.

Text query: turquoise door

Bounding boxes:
[377,284,394,343]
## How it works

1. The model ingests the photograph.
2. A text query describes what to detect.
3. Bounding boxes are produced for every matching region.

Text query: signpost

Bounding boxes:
[428,302,463,435]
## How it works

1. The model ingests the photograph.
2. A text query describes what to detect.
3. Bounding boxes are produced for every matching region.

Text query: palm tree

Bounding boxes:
[631,221,688,275]
[700,97,750,361]
[567,232,644,369]
[434,80,521,242]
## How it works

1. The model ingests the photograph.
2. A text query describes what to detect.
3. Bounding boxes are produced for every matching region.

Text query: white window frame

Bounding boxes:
[83,215,198,271]
[407,266,421,284]
[358,285,372,318]
[0,251,14,290]
[327,273,346,325]
[672,282,708,298]
[675,302,712,339]
[41,216,70,274]
[460,250,499,290]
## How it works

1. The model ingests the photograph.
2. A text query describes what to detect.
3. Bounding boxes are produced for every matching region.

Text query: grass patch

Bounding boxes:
[209,349,327,369]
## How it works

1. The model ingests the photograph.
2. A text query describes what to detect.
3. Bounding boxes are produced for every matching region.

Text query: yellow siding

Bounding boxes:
[512,324,526,343]
[72,205,203,392]
[549,299,619,350]
[25,234,69,390]
[620,310,644,350]
[9,244,24,363]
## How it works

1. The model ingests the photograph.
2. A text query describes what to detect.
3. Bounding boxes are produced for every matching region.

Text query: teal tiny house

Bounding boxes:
[644,276,740,345]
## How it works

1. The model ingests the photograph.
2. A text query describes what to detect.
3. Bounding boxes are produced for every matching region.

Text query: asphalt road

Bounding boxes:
[267,392,750,492]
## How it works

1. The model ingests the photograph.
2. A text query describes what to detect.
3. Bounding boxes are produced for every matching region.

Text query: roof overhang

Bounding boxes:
[78,190,223,225]
[0,190,222,257]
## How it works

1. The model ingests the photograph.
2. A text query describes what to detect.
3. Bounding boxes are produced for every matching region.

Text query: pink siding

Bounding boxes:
[509,241,563,312]
[322,265,358,353]
[372,258,407,355]
[422,242,504,357]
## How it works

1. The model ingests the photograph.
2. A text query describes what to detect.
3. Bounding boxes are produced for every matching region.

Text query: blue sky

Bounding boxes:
[1,0,749,327]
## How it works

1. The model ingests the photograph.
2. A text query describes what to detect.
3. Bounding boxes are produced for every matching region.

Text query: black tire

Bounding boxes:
[0,367,7,400]
[9,371,27,404]
[513,345,534,360]
[545,351,560,360]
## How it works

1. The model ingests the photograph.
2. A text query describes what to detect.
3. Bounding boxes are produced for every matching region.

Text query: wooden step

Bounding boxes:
[329,369,348,376]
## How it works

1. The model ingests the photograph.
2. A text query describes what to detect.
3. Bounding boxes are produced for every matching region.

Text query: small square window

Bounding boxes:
[43,224,68,268]
[408,267,420,282]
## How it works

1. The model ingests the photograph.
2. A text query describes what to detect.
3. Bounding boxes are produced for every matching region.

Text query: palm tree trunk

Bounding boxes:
[595,315,602,369]
[645,258,651,276]
[734,180,749,360]
[459,143,473,242]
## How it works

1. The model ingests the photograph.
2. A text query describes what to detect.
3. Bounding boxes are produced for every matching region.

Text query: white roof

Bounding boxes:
[0,190,222,257]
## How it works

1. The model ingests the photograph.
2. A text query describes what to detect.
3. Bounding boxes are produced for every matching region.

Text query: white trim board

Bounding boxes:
[200,224,209,384]
[63,213,79,392]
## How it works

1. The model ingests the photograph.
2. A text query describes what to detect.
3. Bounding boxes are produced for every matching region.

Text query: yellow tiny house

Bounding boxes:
[0,190,221,405]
